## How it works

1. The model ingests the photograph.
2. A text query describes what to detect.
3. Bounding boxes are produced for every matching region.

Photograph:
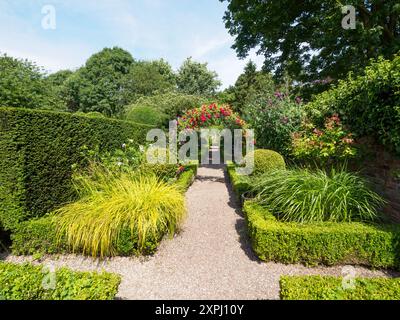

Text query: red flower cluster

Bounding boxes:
[177,103,246,130]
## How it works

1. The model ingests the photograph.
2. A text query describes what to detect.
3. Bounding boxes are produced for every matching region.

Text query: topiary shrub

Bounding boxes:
[245,149,286,176]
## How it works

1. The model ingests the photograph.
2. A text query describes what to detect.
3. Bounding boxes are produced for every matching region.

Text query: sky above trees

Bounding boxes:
[0,0,264,88]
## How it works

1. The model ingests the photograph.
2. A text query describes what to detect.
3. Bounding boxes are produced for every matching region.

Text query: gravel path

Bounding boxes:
[2,165,397,300]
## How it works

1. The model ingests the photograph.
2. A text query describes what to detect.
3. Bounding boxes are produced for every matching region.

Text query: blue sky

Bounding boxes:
[0,0,264,88]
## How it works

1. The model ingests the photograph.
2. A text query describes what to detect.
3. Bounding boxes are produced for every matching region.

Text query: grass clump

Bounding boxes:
[252,168,385,223]
[54,166,186,258]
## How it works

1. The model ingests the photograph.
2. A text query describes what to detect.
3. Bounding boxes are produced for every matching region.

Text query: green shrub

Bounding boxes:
[125,105,168,127]
[0,107,151,230]
[252,168,385,223]
[280,276,400,300]
[244,201,400,268]
[244,202,400,269]
[306,54,400,156]
[244,94,305,157]
[245,149,286,176]
[292,114,357,167]
[0,262,120,300]
[54,169,186,258]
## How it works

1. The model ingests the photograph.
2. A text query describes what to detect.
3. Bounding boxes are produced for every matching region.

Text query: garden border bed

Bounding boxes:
[0,262,121,300]
[244,201,400,269]
[280,275,400,300]
[10,164,198,257]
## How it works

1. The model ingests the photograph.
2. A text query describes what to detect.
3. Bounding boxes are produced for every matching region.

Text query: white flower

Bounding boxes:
[139,145,145,152]
[122,143,127,149]
[117,162,123,167]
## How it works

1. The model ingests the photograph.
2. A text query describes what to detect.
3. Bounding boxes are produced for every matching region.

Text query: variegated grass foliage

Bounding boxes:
[54,165,186,257]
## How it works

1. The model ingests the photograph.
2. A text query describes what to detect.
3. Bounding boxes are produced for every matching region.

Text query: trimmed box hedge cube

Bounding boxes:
[280,275,400,300]
[244,201,400,269]
[0,262,120,300]
[0,107,152,230]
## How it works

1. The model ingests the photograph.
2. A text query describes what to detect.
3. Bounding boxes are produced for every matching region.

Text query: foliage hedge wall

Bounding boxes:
[305,54,400,155]
[0,107,152,230]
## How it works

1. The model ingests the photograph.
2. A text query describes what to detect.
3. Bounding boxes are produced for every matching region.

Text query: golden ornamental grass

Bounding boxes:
[54,168,186,257]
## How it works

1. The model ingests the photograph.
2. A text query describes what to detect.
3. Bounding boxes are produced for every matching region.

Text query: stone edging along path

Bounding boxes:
[2,165,395,300]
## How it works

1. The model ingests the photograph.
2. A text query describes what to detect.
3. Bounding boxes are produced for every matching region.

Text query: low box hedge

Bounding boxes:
[280,275,400,300]
[175,162,198,191]
[244,201,400,269]
[11,216,160,257]
[0,107,152,231]
[226,161,252,199]
[11,167,198,257]
[0,262,120,300]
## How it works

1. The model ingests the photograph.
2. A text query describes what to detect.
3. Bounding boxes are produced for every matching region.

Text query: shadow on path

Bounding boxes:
[221,165,261,263]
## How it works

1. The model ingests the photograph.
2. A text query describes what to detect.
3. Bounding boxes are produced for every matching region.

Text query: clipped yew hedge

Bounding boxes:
[244,201,400,269]
[0,107,152,230]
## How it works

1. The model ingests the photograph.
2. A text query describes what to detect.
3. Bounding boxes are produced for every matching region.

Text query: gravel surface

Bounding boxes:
[2,165,397,300]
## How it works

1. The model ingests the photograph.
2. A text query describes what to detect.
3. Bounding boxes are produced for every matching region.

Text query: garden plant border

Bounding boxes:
[227,162,400,270]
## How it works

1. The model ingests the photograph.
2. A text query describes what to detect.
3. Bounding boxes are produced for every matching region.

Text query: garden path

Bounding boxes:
[3,165,394,299]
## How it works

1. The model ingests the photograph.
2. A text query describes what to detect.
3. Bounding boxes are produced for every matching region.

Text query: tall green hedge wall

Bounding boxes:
[0,107,152,230]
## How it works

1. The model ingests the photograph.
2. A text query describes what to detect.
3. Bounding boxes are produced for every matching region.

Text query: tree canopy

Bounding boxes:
[222,0,400,84]
[0,54,63,110]
[177,57,221,96]
[62,47,135,117]
[122,59,176,102]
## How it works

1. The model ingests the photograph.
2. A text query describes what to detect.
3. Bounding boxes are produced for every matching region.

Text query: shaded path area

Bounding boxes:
[2,166,395,299]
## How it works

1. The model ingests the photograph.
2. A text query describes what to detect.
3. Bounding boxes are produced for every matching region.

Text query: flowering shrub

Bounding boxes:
[292,114,357,166]
[177,103,246,130]
[244,93,305,157]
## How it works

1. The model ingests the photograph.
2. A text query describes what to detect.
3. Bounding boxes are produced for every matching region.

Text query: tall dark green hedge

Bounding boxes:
[0,107,152,230]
